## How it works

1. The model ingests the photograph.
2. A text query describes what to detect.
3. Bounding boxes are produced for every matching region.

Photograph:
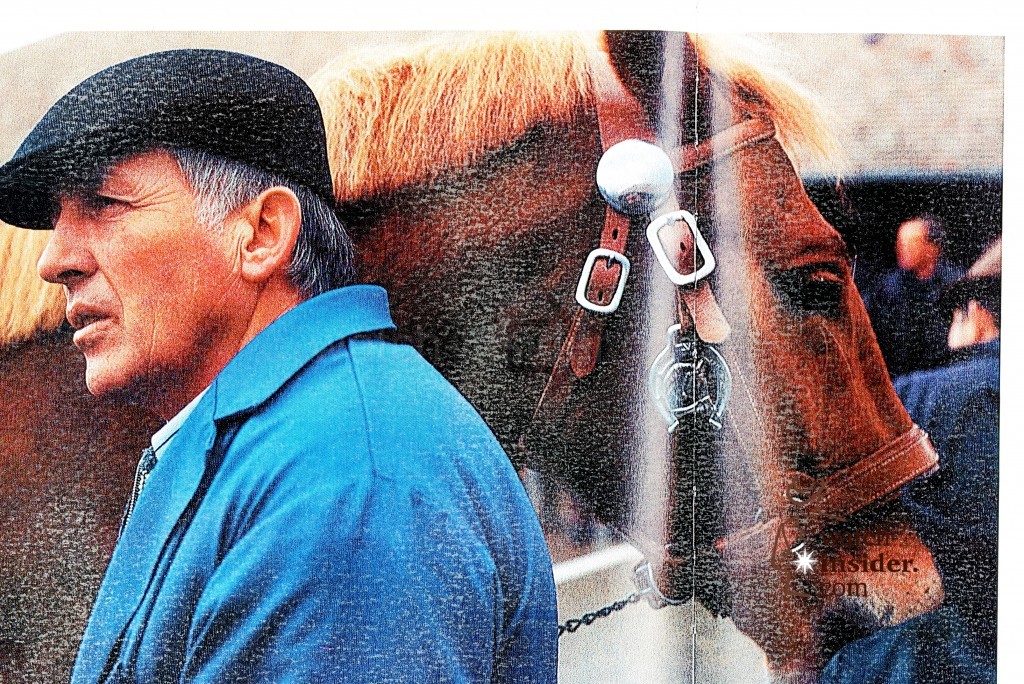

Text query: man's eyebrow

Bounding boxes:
[57,163,117,198]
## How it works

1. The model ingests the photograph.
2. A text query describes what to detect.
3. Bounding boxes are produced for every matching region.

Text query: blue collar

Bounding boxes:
[211,284,395,421]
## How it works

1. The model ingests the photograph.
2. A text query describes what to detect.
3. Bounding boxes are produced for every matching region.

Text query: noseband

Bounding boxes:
[522,43,939,604]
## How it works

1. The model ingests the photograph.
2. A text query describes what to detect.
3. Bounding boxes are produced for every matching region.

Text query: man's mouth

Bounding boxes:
[67,304,113,346]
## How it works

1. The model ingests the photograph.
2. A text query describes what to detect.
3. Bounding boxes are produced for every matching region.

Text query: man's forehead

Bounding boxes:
[898,220,929,238]
[59,148,181,197]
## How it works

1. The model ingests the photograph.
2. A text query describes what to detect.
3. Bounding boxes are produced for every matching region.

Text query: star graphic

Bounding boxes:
[792,546,817,574]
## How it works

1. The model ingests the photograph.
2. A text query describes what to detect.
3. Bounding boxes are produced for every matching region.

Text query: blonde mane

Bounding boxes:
[691,33,844,172]
[0,222,65,343]
[2,31,840,345]
[308,33,594,202]
[309,31,842,203]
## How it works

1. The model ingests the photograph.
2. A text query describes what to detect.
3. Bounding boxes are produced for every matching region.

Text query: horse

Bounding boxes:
[0,31,944,682]
[309,31,944,679]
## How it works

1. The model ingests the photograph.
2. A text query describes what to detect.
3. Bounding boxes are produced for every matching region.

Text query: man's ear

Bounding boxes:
[236,187,301,284]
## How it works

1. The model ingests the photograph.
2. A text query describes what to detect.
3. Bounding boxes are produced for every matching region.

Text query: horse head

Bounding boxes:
[312,31,944,677]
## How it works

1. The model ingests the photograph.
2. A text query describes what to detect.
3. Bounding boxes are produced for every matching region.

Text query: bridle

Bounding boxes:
[519,39,940,606]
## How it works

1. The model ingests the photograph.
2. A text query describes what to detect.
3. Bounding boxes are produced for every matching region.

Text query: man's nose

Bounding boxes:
[37,210,95,286]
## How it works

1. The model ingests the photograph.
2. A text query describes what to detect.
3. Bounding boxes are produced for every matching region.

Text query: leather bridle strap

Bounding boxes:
[787,424,939,538]
[718,424,939,554]
[674,117,775,175]
[524,48,654,431]
[525,49,774,434]
[664,117,776,345]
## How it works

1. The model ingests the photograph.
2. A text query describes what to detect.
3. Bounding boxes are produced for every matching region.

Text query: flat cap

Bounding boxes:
[0,49,336,229]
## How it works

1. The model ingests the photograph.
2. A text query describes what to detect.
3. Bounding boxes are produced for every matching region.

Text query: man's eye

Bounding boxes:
[82,194,126,215]
[769,264,846,317]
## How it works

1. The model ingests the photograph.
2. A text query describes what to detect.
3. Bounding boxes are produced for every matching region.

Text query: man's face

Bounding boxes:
[895,219,940,274]
[37,149,245,411]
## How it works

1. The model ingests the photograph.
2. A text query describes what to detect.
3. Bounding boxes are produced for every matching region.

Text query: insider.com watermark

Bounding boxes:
[778,526,921,599]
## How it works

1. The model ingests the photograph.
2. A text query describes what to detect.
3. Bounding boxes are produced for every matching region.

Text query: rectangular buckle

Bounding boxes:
[646,209,716,286]
[575,248,631,314]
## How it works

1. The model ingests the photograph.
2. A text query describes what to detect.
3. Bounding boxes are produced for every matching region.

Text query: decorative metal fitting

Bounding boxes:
[632,560,685,609]
[596,139,675,216]
[649,323,732,431]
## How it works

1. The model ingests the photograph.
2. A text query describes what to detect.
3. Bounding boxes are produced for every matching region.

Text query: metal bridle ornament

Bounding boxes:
[557,139,736,637]
[646,210,716,287]
[649,323,732,432]
[592,138,735,433]
[574,139,676,316]
[595,139,675,216]
[575,248,631,314]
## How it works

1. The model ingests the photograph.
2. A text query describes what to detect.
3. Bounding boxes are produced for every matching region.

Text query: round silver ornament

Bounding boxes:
[595,139,675,216]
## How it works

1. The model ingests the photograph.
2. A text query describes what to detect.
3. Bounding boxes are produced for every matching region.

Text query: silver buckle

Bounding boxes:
[575,248,631,314]
[646,209,716,286]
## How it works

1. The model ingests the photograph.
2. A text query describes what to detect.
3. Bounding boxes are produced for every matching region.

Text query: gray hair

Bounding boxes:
[170,148,356,298]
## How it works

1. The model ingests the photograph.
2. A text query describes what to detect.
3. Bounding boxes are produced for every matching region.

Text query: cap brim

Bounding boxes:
[0,129,150,230]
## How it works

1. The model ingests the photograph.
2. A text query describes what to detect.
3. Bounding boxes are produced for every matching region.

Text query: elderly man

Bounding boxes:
[0,50,556,683]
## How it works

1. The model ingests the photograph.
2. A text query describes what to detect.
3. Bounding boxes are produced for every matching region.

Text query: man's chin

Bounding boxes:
[84,365,151,407]
[84,363,185,418]
[85,376,142,406]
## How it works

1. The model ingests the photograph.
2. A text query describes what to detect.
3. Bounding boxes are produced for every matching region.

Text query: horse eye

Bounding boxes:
[770,265,846,317]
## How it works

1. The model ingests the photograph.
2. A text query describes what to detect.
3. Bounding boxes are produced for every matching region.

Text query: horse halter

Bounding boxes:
[524,41,940,605]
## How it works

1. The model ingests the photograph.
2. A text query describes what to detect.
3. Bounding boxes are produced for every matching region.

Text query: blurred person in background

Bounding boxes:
[865,214,964,377]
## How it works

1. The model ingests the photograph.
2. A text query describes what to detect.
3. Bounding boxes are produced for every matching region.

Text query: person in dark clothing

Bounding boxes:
[823,239,1000,684]
[865,215,964,377]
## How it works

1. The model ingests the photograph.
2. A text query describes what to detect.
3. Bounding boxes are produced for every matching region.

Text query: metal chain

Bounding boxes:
[557,590,645,636]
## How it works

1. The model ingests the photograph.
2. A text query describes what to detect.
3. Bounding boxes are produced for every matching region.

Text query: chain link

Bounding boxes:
[557,590,645,636]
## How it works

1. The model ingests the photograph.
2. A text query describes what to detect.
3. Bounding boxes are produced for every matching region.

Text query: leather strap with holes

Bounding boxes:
[524,47,655,430]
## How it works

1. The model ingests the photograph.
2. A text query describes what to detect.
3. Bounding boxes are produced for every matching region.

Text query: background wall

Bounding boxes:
[0,32,1005,175]
[767,33,1002,175]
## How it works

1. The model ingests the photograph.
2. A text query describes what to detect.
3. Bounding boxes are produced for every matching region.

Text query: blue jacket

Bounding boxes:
[71,285,557,683]
[897,339,999,547]
[821,606,993,684]
[864,260,964,377]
